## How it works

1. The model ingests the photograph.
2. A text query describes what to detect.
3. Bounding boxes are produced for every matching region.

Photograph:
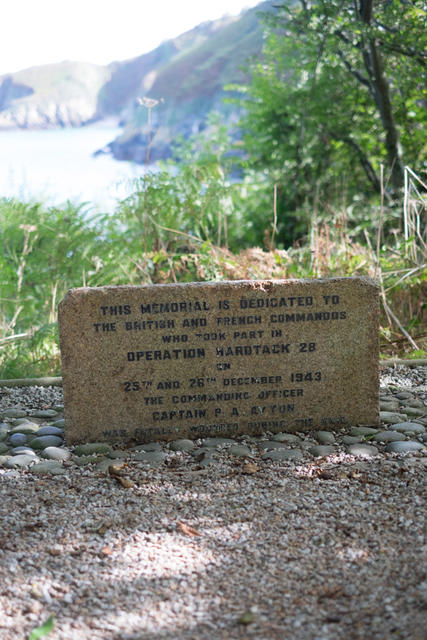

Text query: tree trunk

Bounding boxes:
[368,37,405,191]
[359,0,405,191]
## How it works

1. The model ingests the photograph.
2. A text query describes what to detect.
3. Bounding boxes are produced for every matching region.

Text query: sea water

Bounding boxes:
[0,121,147,212]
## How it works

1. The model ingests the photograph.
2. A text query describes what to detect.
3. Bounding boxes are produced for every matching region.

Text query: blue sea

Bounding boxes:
[0,121,147,212]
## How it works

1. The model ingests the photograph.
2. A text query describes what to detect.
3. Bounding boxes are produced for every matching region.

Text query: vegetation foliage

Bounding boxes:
[229,0,426,243]
[0,1,426,378]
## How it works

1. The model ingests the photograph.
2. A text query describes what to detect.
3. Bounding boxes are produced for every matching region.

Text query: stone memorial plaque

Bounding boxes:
[58,278,379,445]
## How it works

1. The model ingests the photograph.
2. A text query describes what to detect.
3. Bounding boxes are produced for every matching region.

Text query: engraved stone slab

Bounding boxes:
[58,278,379,445]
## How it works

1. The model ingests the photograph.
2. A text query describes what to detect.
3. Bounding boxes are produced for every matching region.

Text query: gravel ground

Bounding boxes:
[0,365,426,640]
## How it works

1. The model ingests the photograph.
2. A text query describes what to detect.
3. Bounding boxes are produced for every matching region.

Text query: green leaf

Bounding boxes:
[28,615,55,640]
[238,610,257,625]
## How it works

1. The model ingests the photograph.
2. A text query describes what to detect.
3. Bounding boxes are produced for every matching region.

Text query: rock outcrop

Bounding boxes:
[0,62,111,130]
[0,76,34,109]
[105,3,271,162]
[0,2,272,161]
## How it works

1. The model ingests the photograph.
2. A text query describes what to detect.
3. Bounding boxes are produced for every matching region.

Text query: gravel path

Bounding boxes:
[0,365,426,640]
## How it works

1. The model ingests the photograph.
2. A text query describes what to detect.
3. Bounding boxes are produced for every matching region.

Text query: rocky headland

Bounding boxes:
[0,2,271,161]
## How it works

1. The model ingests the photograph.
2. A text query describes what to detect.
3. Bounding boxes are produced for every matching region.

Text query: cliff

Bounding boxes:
[0,62,111,129]
[107,5,268,162]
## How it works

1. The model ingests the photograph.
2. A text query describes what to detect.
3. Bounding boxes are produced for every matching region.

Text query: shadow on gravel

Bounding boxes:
[0,455,426,640]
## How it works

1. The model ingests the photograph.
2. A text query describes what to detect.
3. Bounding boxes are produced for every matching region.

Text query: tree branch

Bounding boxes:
[334,28,353,46]
[340,135,383,194]
[373,19,399,33]
[378,41,426,66]
[336,48,372,90]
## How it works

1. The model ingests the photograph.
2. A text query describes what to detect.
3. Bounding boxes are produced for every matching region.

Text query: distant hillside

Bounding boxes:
[109,3,271,162]
[0,2,272,161]
[0,17,232,131]
[97,14,243,119]
[0,62,111,128]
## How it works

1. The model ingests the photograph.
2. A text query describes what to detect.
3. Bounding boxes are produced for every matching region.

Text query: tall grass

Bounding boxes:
[0,158,425,378]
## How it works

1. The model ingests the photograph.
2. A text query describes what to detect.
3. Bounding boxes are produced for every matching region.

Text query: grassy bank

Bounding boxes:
[0,173,425,378]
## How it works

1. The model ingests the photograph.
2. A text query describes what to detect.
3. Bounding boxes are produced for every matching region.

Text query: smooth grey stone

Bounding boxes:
[309,445,335,457]
[9,433,28,447]
[139,442,163,452]
[386,441,424,454]
[0,455,11,465]
[202,437,237,447]
[228,444,251,457]
[30,435,63,450]
[380,411,408,424]
[403,398,424,408]
[5,454,39,468]
[403,407,426,417]
[74,442,112,456]
[169,439,195,452]
[31,409,58,418]
[262,448,304,461]
[37,426,64,437]
[133,451,166,463]
[373,430,406,442]
[380,400,400,411]
[73,455,97,466]
[272,432,301,443]
[0,432,8,442]
[10,422,40,435]
[95,457,113,472]
[0,442,10,454]
[315,431,336,445]
[341,435,362,444]
[52,419,65,428]
[107,450,130,459]
[259,440,291,450]
[1,409,27,418]
[53,404,64,412]
[350,426,378,436]
[0,422,10,432]
[41,447,71,461]
[12,418,32,426]
[421,434,427,442]
[395,392,414,400]
[392,422,425,434]
[30,461,65,475]
[347,444,379,457]
[11,447,38,456]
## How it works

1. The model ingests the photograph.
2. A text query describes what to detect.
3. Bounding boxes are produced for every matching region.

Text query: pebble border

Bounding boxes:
[0,366,426,475]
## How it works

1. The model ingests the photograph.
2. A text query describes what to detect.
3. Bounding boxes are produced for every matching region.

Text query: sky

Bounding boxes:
[0,0,262,76]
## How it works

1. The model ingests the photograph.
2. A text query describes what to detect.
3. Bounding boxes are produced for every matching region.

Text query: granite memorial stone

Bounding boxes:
[58,278,379,444]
